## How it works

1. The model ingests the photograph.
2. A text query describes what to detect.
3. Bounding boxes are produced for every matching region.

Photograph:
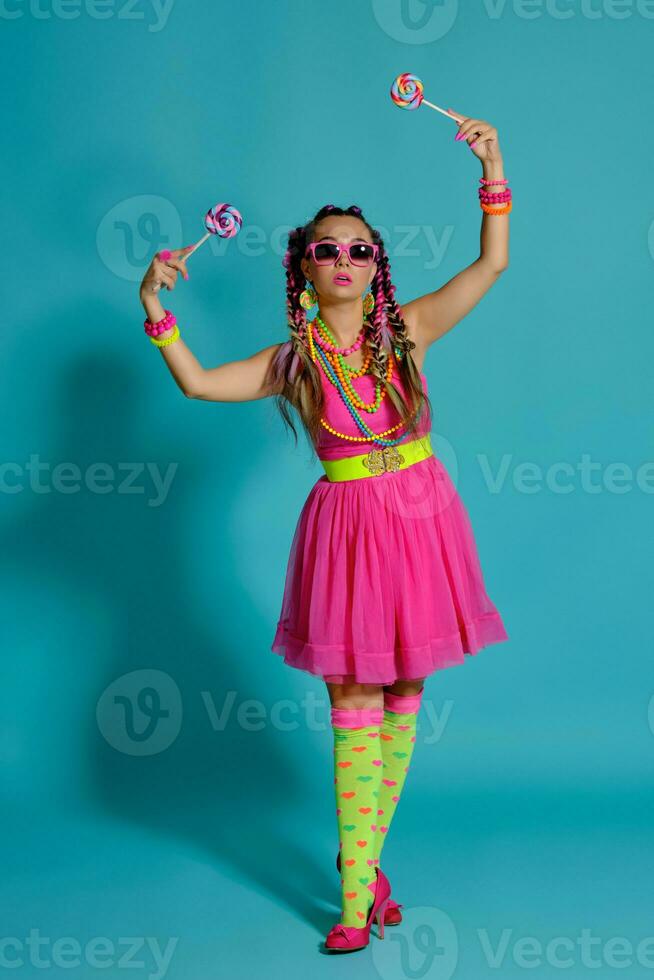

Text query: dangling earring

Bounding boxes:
[299,282,318,311]
[362,289,375,316]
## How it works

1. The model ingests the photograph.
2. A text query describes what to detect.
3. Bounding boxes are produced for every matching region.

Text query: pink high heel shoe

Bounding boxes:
[336,850,404,925]
[324,866,392,953]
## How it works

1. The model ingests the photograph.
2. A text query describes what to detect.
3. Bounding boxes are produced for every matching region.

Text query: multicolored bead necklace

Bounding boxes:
[315,315,372,379]
[306,314,418,447]
[313,315,390,413]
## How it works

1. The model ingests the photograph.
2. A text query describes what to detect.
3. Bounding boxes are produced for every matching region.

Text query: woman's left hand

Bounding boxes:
[447,109,502,163]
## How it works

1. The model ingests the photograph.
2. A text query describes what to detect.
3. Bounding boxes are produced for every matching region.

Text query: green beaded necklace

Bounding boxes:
[313,314,387,413]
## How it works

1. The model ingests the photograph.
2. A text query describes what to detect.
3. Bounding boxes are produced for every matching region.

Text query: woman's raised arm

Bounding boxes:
[139,247,284,402]
[400,111,509,352]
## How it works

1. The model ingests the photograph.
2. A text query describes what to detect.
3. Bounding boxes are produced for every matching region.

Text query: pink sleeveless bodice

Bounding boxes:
[314,363,432,460]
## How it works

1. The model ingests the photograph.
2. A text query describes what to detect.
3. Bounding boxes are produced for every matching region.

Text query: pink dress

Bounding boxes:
[270,362,509,684]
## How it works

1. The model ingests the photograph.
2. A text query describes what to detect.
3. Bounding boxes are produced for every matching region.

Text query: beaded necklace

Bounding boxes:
[315,315,371,377]
[314,315,389,413]
[306,314,419,448]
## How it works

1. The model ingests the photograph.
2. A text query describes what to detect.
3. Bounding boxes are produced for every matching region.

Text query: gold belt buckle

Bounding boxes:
[362,445,405,476]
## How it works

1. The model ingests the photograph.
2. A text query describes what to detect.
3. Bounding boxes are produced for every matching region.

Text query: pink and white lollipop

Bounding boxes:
[390,73,460,121]
[184,202,243,260]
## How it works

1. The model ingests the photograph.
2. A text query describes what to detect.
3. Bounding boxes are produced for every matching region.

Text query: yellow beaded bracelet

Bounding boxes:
[149,323,180,348]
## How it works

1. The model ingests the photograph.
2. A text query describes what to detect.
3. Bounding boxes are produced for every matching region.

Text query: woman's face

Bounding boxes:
[300,215,377,305]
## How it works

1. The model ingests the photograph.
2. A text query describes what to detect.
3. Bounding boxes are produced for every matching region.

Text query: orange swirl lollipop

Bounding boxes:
[390,73,460,121]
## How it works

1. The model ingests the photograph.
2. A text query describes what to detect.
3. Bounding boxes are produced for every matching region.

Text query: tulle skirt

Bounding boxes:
[270,453,509,685]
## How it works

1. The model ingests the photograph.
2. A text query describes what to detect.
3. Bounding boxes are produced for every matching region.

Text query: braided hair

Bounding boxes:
[268,203,433,453]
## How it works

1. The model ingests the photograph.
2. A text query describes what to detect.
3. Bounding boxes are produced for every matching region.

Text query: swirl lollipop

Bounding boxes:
[151,202,243,293]
[184,202,243,260]
[390,72,424,110]
[390,73,460,121]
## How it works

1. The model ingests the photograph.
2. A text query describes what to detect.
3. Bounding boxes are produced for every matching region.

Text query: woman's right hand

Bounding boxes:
[139,246,192,304]
[139,246,193,327]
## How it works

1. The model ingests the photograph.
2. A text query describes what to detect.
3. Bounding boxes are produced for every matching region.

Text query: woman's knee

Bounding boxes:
[326,680,384,710]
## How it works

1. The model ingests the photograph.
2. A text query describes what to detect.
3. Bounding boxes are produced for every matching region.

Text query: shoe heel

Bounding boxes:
[376,898,389,939]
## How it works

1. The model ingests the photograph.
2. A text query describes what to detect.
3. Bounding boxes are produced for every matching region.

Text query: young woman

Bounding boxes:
[139,110,510,954]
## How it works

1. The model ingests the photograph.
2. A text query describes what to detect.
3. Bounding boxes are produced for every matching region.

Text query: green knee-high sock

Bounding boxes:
[372,687,424,867]
[332,705,384,927]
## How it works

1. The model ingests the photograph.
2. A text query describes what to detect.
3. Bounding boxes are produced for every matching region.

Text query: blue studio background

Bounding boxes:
[2,1,652,977]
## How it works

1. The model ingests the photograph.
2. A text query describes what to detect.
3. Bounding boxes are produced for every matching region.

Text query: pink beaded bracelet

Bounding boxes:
[144,309,177,337]
[479,177,508,186]
[479,190,512,202]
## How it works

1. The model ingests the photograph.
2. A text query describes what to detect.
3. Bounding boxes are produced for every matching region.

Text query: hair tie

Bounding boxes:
[349,205,362,215]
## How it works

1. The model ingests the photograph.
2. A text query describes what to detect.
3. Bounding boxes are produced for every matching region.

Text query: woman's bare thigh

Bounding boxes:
[325,677,426,707]
[325,680,384,709]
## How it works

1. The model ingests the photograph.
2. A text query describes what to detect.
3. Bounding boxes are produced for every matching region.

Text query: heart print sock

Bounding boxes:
[372,686,424,867]
[331,704,384,927]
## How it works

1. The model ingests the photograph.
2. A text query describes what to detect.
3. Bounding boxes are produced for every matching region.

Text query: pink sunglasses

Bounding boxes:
[305,239,379,267]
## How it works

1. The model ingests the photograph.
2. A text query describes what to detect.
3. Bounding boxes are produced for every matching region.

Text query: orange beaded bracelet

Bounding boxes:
[480,200,512,215]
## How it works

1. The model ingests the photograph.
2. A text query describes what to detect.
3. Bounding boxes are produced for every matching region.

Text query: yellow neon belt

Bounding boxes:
[319,433,434,482]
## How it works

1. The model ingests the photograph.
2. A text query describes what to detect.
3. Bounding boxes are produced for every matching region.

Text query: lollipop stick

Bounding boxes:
[422,99,462,122]
[183,232,211,261]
